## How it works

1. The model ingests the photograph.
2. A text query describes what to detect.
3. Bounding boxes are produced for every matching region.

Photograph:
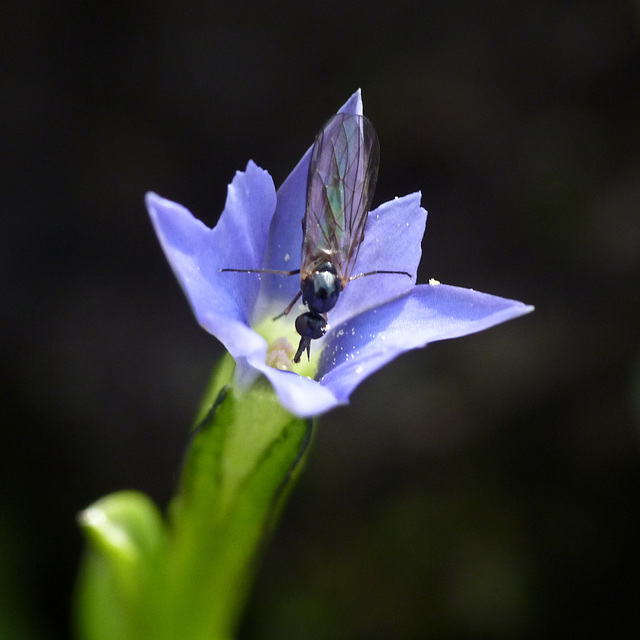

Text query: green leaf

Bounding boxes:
[74,491,167,640]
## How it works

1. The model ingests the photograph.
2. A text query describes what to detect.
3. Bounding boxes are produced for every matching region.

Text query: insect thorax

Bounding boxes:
[301,262,341,314]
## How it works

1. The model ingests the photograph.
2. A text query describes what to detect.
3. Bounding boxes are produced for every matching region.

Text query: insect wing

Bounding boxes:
[301,113,380,284]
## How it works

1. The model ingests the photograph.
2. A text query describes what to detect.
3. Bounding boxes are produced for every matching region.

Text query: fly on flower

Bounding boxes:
[222,112,411,363]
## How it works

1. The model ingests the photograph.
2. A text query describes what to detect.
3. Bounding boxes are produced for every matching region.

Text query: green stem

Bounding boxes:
[76,354,313,640]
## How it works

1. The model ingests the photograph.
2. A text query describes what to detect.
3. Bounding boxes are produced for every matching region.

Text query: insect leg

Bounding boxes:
[348,269,412,281]
[272,290,302,320]
[219,266,303,321]
[219,267,301,275]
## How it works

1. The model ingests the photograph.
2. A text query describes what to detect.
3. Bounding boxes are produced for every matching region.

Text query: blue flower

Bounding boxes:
[146,90,533,418]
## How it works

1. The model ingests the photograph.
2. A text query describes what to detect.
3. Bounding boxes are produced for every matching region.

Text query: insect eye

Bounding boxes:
[295,312,327,340]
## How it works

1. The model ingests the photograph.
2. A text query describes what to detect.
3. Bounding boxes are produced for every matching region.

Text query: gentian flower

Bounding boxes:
[146,90,533,418]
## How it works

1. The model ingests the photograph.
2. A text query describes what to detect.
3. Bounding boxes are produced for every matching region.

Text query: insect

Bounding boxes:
[222,112,411,364]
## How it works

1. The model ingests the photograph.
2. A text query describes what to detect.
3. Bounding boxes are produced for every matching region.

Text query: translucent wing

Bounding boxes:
[300,113,380,287]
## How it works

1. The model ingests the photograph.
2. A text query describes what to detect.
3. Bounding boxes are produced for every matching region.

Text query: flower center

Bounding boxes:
[254,314,322,378]
[265,337,295,371]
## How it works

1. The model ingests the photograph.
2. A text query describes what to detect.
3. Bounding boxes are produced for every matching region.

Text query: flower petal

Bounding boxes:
[318,284,534,401]
[222,325,339,417]
[146,161,276,342]
[248,359,341,418]
[329,192,428,326]
[255,89,365,316]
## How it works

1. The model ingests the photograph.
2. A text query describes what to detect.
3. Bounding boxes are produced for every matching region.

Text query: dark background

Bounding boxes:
[3,1,640,638]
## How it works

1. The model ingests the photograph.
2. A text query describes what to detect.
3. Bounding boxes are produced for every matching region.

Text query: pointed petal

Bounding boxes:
[318,284,534,401]
[256,90,365,314]
[329,192,428,326]
[146,161,276,343]
[223,329,339,417]
[249,359,341,418]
